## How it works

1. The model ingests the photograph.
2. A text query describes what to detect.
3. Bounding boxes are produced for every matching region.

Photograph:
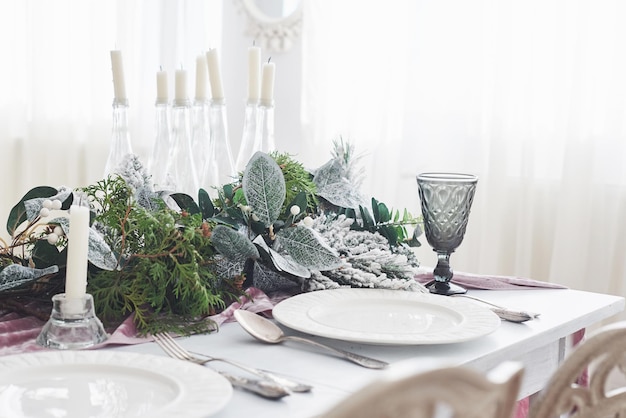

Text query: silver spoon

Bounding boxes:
[233,309,389,369]
[450,294,539,323]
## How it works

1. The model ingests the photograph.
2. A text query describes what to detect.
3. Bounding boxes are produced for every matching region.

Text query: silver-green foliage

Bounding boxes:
[242,152,286,226]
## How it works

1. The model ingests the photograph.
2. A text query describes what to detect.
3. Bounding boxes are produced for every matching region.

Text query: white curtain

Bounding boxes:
[301,0,626,295]
[0,0,222,240]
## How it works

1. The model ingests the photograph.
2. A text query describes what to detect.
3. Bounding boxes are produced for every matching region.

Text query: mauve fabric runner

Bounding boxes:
[0,287,276,356]
[0,285,582,418]
[414,269,567,290]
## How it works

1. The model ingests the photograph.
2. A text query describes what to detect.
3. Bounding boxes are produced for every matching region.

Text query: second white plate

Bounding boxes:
[0,350,233,418]
[272,288,500,345]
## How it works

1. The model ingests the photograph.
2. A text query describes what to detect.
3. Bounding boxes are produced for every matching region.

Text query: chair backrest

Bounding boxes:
[529,321,626,418]
[319,361,524,418]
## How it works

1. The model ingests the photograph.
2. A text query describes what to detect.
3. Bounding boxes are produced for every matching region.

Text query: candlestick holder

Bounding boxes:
[192,99,212,188]
[36,293,108,350]
[205,99,236,191]
[170,98,200,196]
[149,100,175,191]
[104,99,133,177]
[235,100,259,173]
[256,101,276,154]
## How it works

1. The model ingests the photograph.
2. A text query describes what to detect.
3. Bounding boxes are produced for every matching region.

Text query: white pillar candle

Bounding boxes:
[175,69,188,103]
[247,46,261,102]
[195,55,208,101]
[260,61,276,105]
[110,50,127,102]
[64,205,90,300]
[206,48,224,101]
[156,70,168,104]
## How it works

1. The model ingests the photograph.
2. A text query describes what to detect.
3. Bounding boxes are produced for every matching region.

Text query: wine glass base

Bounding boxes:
[426,280,467,296]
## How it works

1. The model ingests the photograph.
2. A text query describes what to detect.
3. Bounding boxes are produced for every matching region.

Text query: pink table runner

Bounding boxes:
[0,280,577,418]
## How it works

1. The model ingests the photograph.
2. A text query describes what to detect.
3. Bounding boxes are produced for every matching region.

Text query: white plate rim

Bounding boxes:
[0,350,233,418]
[272,288,501,345]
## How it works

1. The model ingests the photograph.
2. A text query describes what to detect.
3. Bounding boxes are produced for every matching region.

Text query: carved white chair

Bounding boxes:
[319,361,524,418]
[529,321,626,418]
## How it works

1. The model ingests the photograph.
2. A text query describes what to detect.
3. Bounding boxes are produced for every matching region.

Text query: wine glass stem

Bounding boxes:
[433,251,453,282]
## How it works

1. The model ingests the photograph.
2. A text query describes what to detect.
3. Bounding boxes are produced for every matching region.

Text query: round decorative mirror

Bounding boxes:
[236,0,303,52]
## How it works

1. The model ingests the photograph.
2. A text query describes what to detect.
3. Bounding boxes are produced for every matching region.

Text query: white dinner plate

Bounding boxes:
[272,288,501,345]
[0,350,233,418]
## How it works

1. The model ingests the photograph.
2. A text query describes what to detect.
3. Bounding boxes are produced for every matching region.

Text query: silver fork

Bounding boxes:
[153,332,313,392]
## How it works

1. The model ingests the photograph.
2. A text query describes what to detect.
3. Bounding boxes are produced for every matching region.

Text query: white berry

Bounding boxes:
[47,233,59,245]
[51,199,62,210]
[42,199,53,209]
[53,226,64,236]
[39,208,50,217]
[290,205,301,216]
[302,216,314,227]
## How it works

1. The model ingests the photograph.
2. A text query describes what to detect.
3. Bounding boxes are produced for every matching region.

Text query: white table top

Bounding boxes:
[111,288,624,418]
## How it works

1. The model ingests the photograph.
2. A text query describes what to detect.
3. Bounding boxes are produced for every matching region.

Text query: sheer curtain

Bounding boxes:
[0,0,222,240]
[301,0,626,295]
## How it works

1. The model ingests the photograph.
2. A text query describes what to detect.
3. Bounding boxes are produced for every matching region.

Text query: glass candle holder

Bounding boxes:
[36,293,108,350]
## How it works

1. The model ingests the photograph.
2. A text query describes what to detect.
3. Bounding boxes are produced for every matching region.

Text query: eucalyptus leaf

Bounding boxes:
[276,226,342,271]
[251,261,300,293]
[211,225,260,263]
[0,264,59,292]
[7,186,58,236]
[88,228,120,271]
[31,240,62,269]
[253,235,311,278]
[284,191,307,219]
[170,193,201,215]
[377,201,391,223]
[242,152,285,226]
[198,188,215,219]
[316,181,364,210]
[24,189,73,221]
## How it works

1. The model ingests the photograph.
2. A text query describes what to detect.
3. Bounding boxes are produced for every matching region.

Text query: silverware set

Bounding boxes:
[152,332,311,399]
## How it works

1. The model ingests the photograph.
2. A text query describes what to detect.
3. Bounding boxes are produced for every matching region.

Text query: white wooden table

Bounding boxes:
[111,288,624,418]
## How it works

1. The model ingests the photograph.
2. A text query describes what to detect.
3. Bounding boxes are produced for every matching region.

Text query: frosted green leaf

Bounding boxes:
[251,261,300,292]
[51,217,118,271]
[0,264,59,292]
[211,225,260,263]
[313,159,364,209]
[24,189,72,221]
[276,226,342,271]
[242,152,285,226]
[88,228,119,271]
[253,235,311,278]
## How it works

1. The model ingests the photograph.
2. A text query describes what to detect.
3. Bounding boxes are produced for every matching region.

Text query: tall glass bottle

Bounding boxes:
[104,98,133,177]
[235,100,259,173]
[206,99,235,192]
[170,96,199,197]
[191,99,211,189]
[256,100,275,154]
[149,98,174,191]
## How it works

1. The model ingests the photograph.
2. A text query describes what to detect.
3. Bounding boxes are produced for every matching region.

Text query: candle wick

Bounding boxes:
[159,65,163,72]
[268,57,272,63]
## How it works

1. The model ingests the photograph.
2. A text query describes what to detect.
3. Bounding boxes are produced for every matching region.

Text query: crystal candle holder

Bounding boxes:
[36,293,108,350]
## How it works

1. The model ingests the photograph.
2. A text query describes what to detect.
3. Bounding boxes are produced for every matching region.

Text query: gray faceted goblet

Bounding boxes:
[416,173,478,295]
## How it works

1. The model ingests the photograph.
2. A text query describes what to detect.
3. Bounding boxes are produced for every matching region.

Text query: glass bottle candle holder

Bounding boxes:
[36,293,108,350]
[256,101,276,154]
[192,99,212,189]
[235,100,259,173]
[149,100,175,191]
[170,98,199,196]
[206,99,236,192]
[104,98,133,177]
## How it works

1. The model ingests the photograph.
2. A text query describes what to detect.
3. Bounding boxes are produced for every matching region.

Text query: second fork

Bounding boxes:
[153,332,312,393]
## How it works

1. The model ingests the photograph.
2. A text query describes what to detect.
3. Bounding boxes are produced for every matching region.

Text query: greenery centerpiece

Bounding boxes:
[0,141,423,335]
